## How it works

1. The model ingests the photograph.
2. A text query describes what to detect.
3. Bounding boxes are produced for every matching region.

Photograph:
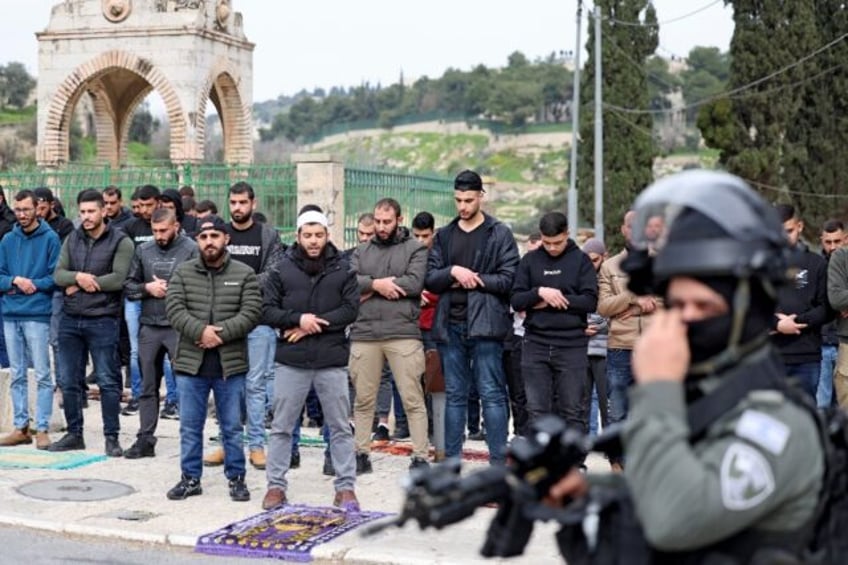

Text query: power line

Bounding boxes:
[743,178,845,200]
[606,108,657,139]
[604,32,848,115]
[604,35,681,92]
[590,0,722,28]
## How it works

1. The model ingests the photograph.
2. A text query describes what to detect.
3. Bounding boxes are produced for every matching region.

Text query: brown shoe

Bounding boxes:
[332,489,360,512]
[35,431,51,450]
[434,450,446,463]
[249,448,266,470]
[0,428,33,446]
[203,447,225,467]
[262,487,286,510]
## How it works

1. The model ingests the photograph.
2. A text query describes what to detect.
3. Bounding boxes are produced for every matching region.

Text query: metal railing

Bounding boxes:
[343,168,455,248]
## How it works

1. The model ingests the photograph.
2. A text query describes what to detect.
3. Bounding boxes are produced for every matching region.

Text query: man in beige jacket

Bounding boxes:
[598,210,662,468]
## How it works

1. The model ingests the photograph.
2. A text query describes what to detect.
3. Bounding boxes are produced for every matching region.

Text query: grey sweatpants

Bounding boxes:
[266,364,355,492]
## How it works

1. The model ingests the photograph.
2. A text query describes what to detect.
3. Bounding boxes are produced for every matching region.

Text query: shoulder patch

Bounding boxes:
[720,442,775,511]
[735,409,790,456]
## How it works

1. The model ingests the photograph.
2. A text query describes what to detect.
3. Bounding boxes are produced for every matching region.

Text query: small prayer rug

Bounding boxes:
[195,504,392,561]
[371,441,490,462]
[0,448,107,470]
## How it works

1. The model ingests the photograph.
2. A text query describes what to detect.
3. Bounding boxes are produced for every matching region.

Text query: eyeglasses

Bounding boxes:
[13,208,35,215]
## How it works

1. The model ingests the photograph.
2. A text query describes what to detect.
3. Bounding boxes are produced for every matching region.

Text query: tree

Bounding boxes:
[780,0,848,234]
[698,0,819,194]
[0,62,36,108]
[576,0,658,250]
[128,102,160,144]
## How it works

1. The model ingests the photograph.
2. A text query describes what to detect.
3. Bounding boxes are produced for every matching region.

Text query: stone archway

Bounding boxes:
[196,61,253,164]
[39,50,187,167]
[36,0,254,167]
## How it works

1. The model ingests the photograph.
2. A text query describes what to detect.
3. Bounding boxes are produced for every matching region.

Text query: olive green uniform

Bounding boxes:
[593,348,824,553]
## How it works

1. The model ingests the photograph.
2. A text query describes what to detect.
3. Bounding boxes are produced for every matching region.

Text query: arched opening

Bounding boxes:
[41,51,186,167]
[197,69,252,165]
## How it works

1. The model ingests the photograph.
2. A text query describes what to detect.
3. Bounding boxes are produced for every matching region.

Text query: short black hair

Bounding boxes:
[454,169,484,192]
[196,199,218,214]
[14,189,37,206]
[358,212,375,225]
[528,232,542,243]
[136,184,161,201]
[179,185,195,198]
[539,212,568,236]
[299,204,323,215]
[182,196,196,212]
[103,186,122,199]
[151,208,176,223]
[77,189,104,206]
[775,203,797,223]
[822,218,844,234]
[374,197,401,218]
[229,181,255,200]
[412,211,435,231]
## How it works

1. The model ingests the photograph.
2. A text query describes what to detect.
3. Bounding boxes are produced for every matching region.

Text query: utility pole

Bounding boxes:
[593,3,604,242]
[567,0,582,236]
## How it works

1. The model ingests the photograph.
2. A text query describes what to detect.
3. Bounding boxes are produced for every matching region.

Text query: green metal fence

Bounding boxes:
[0,163,298,235]
[0,163,455,247]
[343,168,455,248]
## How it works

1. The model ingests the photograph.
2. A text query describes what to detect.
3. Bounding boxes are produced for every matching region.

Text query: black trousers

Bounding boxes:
[522,339,590,435]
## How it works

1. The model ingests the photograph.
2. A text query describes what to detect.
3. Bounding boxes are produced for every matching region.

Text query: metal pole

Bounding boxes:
[593,4,604,243]
[567,0,582,237]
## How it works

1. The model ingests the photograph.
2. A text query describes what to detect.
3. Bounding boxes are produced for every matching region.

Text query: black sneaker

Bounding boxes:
[392,424,410,440]
[409,457,430,471]
[47,433,85,452]
[467,429,486,442]
[229,475,250,502]
[160,402,179,420]
[290,451,301,469]
[355,452,372,475]
[124,438,155,459]
[167,475,202,500]
[322,452,335,476]
[121,398,140,416]
[105,435,123,457]
[372,424,390,442]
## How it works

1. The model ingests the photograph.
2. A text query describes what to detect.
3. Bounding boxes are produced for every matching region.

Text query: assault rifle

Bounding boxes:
[362,415,622,557]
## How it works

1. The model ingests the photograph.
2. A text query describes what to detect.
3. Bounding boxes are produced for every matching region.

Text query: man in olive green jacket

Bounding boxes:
[164,216,262,502]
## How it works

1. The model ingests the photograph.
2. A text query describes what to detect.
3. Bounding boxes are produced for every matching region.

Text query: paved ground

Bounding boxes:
[0,394,610,563]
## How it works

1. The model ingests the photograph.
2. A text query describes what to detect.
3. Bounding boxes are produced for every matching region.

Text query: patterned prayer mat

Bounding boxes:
[0,448,107,470]
[371,441,491,463]
[195,504,392,561]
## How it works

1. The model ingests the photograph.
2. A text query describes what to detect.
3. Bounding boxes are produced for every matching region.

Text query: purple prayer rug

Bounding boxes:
[195,504,392,561]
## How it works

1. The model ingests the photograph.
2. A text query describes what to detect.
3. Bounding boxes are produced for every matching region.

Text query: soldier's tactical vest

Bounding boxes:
[556,349,839,565]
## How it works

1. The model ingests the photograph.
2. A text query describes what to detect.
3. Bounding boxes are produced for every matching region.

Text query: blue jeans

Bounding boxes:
[124,299,142,400]
[786,361,820,401]
[164,355,177,405]
[439,323,509,464]
[177,373,246,480]
[4,320,52,431]
[245,325,276,450]
[0,303,9,368]
[818,345,837,408]
[57,315,121,436]
[606,349,633,425]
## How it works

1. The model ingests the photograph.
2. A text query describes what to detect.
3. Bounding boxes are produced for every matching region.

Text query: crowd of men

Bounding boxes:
[0,168,843,514]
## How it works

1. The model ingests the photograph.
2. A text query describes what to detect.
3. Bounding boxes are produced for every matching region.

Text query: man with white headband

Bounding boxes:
[260,208,360,511]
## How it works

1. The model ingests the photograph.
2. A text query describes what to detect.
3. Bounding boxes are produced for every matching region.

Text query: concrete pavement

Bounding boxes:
[0,390,606,563]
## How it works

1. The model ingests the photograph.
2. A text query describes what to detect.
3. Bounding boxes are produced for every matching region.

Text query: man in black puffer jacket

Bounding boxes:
[259,209,360,512]
[511,212,597,435]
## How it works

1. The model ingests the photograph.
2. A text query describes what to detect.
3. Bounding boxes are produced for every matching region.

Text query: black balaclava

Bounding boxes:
[661,209,776,372]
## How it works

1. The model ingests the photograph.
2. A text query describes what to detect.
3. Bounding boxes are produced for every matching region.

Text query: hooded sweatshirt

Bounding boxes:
[0,220,61,322]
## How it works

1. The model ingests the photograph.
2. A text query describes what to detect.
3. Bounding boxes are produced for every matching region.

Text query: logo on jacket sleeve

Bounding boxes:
[720,442,775,510]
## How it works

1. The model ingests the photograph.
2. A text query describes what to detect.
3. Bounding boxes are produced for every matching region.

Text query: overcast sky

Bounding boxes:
[0,0,733,102]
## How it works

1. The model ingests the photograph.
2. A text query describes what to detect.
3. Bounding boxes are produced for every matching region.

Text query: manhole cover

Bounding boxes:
[16,479,135,501]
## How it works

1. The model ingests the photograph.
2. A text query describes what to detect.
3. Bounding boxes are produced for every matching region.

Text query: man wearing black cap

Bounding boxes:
[165,215,262,502]
[425,170,519,465]
[34,187,74,242]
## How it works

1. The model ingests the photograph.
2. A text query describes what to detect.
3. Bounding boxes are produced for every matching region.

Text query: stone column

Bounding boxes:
[293,154,345,247]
